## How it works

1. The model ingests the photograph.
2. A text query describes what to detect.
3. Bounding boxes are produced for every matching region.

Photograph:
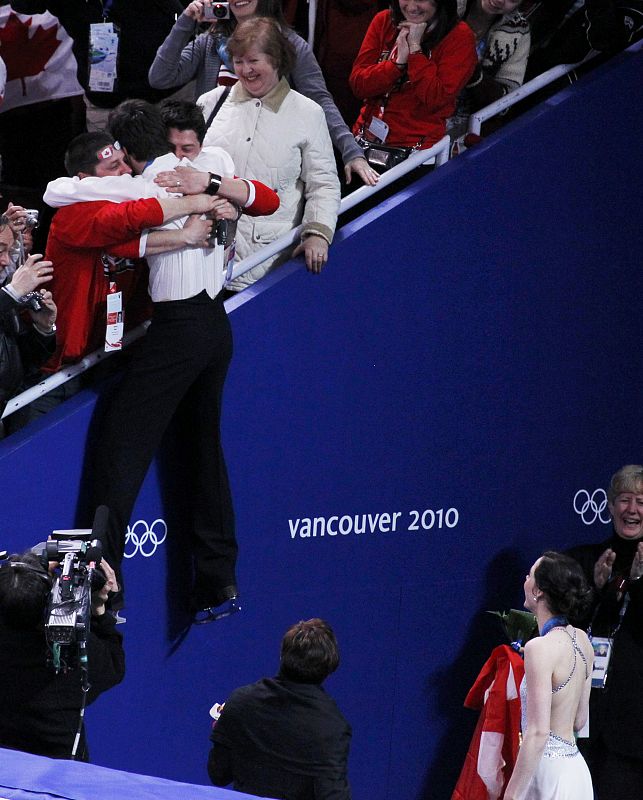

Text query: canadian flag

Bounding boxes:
[0,7,82,113]
[452,645,525,800]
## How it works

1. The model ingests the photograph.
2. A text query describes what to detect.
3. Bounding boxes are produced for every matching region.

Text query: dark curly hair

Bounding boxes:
[535,551,593,624]
[389,0,459,52]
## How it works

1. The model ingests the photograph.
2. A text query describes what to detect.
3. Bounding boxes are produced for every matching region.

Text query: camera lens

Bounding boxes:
[212,3,228,18]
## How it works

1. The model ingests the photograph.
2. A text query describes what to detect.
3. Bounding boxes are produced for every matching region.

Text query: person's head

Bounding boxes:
[0,551,52,631]
[390,0,458,49]
[607,464,643,541]
[474,0,522,16]
[64,132,132,179]
[159,99,206,160]
[108,100,170,173]
[0,214,16,269]
[278,618,340,684]
[524,551,593,624]
[228,0,286,23]
[228,17,295,97]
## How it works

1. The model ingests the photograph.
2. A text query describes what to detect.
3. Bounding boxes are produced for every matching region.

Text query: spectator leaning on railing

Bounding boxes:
[350,0,477,170]
[192,17,340,289]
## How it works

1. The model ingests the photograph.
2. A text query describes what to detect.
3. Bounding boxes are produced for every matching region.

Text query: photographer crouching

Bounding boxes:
[0,550,124,759]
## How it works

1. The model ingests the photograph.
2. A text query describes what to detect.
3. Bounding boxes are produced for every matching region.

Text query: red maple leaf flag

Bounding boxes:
[0,8,82,112]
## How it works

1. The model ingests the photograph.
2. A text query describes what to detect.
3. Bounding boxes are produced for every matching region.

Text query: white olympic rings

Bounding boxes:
[124,518,168,558]
[573,489,611,525]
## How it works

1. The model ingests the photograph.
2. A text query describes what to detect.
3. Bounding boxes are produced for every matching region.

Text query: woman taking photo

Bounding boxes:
[149,0,376,185]
[504,551,594,800]
[349,0,477,160]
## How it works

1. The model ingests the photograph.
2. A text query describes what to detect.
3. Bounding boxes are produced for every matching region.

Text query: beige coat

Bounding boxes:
[200,78,341,291]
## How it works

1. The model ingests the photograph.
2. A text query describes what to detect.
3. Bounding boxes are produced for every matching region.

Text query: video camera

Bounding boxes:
[30,506,110,672]
[39,532,105,648]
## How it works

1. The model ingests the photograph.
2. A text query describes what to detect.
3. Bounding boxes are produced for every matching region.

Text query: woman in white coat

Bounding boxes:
[198,17,341,292]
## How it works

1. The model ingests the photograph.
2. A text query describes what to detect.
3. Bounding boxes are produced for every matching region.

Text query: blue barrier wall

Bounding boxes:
[1,48,641,800]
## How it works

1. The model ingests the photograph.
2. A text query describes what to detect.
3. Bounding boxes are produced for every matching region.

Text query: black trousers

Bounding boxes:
[92,291,236,608]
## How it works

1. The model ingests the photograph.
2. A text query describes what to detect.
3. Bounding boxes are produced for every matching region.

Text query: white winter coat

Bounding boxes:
[199,78,340,291]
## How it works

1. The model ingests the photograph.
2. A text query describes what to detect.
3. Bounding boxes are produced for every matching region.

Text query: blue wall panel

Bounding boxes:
[0,47,641,800]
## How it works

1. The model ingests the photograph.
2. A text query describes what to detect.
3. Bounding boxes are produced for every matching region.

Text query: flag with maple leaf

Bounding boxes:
[0,7,82,113]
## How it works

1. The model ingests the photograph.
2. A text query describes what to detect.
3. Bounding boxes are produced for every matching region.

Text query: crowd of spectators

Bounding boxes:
[0,0,640,431]
[0,5,639,797]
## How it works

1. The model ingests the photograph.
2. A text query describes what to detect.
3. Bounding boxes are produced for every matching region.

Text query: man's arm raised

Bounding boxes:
[154,167,279,217]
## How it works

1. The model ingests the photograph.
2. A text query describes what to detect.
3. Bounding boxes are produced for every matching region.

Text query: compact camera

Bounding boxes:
[23,209,39,230]
[203,1,230,21]
[21,290,45,312]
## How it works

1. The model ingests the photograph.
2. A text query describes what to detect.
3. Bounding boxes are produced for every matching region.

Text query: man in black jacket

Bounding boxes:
[208,618,352,800]
[0,550,125,760]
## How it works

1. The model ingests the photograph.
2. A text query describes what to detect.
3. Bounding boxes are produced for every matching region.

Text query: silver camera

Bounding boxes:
[24,209,39,230]
[203,1,230,21]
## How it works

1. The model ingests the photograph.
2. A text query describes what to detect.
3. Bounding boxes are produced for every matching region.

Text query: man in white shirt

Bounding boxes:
[45,100,279,622]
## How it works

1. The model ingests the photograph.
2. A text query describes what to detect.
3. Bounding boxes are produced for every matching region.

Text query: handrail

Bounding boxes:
[228,135,450,282]
[1,136,450,420]
[467,59,589,136]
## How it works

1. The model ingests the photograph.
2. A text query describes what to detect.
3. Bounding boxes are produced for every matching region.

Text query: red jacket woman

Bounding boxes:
[350,1,477,149]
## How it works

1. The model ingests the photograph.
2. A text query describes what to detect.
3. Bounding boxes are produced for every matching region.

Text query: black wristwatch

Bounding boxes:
[205,172,222,196]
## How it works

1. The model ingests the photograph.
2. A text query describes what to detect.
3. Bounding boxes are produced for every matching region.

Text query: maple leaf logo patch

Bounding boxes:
[0,12,60,96]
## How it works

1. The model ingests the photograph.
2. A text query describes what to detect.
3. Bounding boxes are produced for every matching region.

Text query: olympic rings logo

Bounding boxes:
[573,489,611,525]
[124,519,168,559]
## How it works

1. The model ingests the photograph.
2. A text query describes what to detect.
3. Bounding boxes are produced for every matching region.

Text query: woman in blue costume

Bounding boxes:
[505,552,594,800]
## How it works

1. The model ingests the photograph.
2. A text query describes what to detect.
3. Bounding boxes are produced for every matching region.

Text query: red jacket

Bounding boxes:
[350,11,476,148]
[44,198,163,372]
[452,645,525,800]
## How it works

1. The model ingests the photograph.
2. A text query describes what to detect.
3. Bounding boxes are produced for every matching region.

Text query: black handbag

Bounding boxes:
[355,136,416,172]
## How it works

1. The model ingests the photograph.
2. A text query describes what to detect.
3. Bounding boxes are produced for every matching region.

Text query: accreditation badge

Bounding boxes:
[105,283,123,351]
[590,636,613,689]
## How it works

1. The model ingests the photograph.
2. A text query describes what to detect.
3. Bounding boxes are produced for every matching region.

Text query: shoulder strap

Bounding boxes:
[205,86,231,132]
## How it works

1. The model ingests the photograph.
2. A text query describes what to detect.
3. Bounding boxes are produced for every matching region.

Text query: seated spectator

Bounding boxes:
[148,0,377,186]
[190,17,340,290]
[350,0,477,167]
[567,464,643,800]
[525,0,640,80]
[0,213,57,430]
[0,552,124,759]
[208,618,351,800]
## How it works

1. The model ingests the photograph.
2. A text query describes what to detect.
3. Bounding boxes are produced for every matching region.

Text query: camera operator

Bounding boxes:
[0,552,124,760]
[0,212,57,431]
